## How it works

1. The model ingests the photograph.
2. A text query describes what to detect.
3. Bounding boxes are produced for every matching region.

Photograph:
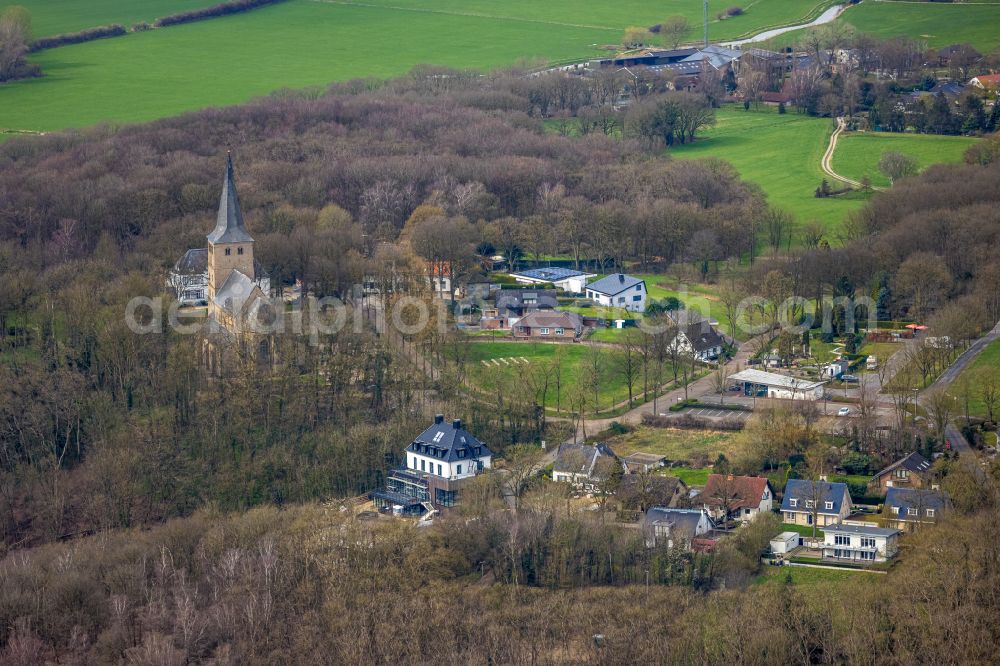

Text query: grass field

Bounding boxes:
[948,339,1000,420]
[462,341,646,413]
[770,1,1000,52]
[0,0,843,134]
[606,425,742,463]
[0,0,218,37]
[832,132,978,189]
[670,106,869,234]
[753,565,860,587]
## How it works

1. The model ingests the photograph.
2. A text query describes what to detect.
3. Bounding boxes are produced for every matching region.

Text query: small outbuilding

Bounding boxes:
[770,531,801,555]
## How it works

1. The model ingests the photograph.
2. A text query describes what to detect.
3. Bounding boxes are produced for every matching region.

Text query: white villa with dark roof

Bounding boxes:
[585,274,647,312]
[372,415,493,515]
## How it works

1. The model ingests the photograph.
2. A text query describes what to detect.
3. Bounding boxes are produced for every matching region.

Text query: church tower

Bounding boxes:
[206,154,255,306]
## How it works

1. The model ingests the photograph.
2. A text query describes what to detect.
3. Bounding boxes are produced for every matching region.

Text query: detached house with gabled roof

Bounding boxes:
[700,474,774,523]
[643,507,715,550]
[585,274,647,313]
[552,442,619,490]
[885,487,949,531]
[371,415,492,515]
[868,452,934,495]
[781,478,853,527]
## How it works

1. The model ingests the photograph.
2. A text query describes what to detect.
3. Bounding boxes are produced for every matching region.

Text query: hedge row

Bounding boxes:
[153,0,288,27]
[29,24,127,52]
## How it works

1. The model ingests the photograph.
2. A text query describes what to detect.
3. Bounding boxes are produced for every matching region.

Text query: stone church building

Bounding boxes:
[169,155,276,374]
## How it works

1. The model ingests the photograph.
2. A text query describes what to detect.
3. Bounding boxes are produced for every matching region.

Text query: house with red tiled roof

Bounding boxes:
[970,74,1000,91]
[699,474,774,523]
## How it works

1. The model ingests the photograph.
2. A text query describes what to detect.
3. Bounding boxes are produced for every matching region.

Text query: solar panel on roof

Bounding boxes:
[513,267,588,280]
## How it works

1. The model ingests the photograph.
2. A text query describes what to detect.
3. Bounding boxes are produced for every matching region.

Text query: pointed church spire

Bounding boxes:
[207,152,254,244]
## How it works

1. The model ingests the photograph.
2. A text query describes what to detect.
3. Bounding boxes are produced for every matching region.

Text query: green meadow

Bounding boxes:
[0,0,218,37]
[770,1,1000,52]
[832,131,978,189]
[2,0,840,134]
[949,339,1000,420]
[670,106,868,234]
[460,341,657,413]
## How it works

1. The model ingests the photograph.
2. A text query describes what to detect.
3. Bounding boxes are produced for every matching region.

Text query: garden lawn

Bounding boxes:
[832,132,978,189]
[948,338,1000,420]
[0,0,219,37]
[461,341,645,413]
[606,425,742,463]
[665,466,711,486]
[767,1,1000,52]
[2,0,842,134]
[753,565,859,587]
[669,106,868,235]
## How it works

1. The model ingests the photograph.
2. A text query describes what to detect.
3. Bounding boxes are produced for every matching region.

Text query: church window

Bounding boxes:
[225,248,231,256]
[238,247,244,255]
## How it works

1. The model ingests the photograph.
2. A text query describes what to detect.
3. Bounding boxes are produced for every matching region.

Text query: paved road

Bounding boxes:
[925,320,1000,393]
[722,4,846,47]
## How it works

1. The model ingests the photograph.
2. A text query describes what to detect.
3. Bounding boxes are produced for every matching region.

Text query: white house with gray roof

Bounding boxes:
[585,274,647,312]
[821,524,900,563]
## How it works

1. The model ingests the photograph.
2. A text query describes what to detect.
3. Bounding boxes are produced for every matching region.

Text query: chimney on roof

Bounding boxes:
[618,274,625,283]
[453,419,462,430]
[434,414,444,424]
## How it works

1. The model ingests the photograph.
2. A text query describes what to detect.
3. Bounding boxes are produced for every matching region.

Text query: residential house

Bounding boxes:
[700,474,774,523]
[371,415,492,515]
[669,320,726,362]
[616,474,687,511]
[970,73,1000,91]
[585,274,647,313]
[426,262,452,296]
[512,310,584,339]
[868,452,933,495]
[780,478,852,527]
[643,507,715,550]
[821,524,900,563]
[552,442,619,490]
[729,369,826,401]
[480,289,557,329]
[885,487,949,531]
[508,267,595,293]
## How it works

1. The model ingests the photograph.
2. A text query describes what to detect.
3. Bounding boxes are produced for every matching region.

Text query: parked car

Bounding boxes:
[842,374,859,383]
[837,407,851,417]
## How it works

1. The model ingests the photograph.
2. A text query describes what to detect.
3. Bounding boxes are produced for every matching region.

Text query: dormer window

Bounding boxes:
[824,501,834,510]
[789,499,797,508]
[926,509,935,517]
[805,500,814,509]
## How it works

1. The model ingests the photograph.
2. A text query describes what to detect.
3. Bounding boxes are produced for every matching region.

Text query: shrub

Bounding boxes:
[154,0,288,28]
[726,7,744,16]
[132,21,152,31]
[29,24,127,52]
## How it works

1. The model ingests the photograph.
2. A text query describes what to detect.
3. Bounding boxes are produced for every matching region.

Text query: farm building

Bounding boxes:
[728,369,825,400]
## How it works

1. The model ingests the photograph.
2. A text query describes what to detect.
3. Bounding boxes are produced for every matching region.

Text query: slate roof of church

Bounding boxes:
[214,270,256,314]
[406,415,493,463]
[207,155,254,245]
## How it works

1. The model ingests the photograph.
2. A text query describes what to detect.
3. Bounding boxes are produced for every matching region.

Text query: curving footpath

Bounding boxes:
[723,3,847,47]
[821,117,886,191]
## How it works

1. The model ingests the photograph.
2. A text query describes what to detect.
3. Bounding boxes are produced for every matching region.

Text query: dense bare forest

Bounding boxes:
[1,67,999,663]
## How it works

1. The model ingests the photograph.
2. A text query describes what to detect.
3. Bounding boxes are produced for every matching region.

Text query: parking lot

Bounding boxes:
[661,406,752,422]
